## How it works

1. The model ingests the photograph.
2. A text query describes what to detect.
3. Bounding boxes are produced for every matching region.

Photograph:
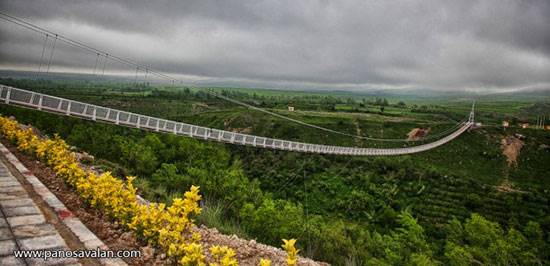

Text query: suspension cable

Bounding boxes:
[134,66,139,84]
[37,34,48,72]
[211,90,465,142]
[0,12,469,142]
[92,53,99,75]
[101,54,108,75]
[46,34,57,73]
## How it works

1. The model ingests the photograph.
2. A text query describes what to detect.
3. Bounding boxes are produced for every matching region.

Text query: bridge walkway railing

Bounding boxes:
[0,85,471,156]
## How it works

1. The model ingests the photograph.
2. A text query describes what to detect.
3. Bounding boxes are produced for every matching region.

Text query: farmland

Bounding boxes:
[1,77,549,264]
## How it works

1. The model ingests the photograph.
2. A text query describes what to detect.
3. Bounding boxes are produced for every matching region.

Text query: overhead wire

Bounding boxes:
[0,12,470,143]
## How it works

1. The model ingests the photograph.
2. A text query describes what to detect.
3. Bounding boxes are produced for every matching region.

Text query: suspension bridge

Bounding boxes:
[0,13,476,156]
[0,85,475,156]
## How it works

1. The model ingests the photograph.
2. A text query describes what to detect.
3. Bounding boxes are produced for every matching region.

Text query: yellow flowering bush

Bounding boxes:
[282,239,299,266]
[259,258,271,266]
[0,115,304,266]
[210,245,238,266]
[0,116,18,141]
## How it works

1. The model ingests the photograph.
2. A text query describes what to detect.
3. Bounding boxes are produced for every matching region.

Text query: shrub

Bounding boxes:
[0,116,243,265]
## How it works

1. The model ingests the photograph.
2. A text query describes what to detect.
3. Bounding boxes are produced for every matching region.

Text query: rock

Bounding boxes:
[141,246,155,260]
[75,152,94,164]
[120,232,133,242]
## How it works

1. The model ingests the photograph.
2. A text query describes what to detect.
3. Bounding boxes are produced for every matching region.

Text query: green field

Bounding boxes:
[1,78,549,265]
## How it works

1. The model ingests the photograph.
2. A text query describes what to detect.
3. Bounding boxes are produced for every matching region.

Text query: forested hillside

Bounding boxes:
[1,79,549,265]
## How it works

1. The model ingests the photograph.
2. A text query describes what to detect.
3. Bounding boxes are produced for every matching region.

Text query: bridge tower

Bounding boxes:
[468,101,476,123]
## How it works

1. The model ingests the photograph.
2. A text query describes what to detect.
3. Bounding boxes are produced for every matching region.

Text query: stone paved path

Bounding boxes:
[0,160,80,266]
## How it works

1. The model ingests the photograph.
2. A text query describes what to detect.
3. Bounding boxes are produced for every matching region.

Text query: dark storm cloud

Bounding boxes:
[1,0,549,91]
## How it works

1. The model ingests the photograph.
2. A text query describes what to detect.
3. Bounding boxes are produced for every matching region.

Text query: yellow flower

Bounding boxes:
[180,243,206,266]
[259,258,271,266]
[210,245,238,266]
[0,115,235,266]
[282,239,299,266]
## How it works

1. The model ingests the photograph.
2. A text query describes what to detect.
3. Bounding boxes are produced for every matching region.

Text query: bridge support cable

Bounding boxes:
[303,158,312,256]
[134,67,139,84]
[0,12,469,144]
[469,101,476,123]
[37,34,49,72]
[46,34,57,73]
[211,90,463,143]
[101,54,108,76]
[0,85,473,156]
[92,53,100,75]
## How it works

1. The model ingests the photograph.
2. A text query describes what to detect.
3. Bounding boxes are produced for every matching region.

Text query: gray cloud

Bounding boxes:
[1,0,549,92]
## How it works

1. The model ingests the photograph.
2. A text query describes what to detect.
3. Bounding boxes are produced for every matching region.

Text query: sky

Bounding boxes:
[0,0,549,93]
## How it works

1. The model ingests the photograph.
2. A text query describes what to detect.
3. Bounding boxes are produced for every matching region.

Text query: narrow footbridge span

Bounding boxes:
[0,85,474,156]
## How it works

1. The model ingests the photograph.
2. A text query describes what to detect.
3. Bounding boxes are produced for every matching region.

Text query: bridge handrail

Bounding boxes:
[0,85,472,156]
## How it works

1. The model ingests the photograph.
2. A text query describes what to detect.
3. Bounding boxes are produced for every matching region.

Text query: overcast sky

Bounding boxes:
[1,0,549,92]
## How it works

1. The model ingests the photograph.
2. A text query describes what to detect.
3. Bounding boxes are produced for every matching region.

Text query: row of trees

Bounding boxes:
[2,104,549,265]
[0,79,548,265]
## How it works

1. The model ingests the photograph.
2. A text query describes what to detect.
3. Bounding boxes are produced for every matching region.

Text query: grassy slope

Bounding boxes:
[1,79,549,261]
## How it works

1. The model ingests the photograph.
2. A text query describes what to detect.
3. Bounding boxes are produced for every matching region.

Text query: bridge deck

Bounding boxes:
[0,85,472,156]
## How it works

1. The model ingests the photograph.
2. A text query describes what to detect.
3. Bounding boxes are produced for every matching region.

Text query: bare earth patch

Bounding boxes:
[229,127,252,134]
[224,117,253,134]
[497,135,526,193]
[407,128,431,141]
[192,102,211,113]
[500,136,524,167]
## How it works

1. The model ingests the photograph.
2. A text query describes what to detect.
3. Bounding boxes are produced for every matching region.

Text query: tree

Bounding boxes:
[117,138,159,176]
[151,163,191,191]
[365,211,437,265]
[444,213,541,265]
